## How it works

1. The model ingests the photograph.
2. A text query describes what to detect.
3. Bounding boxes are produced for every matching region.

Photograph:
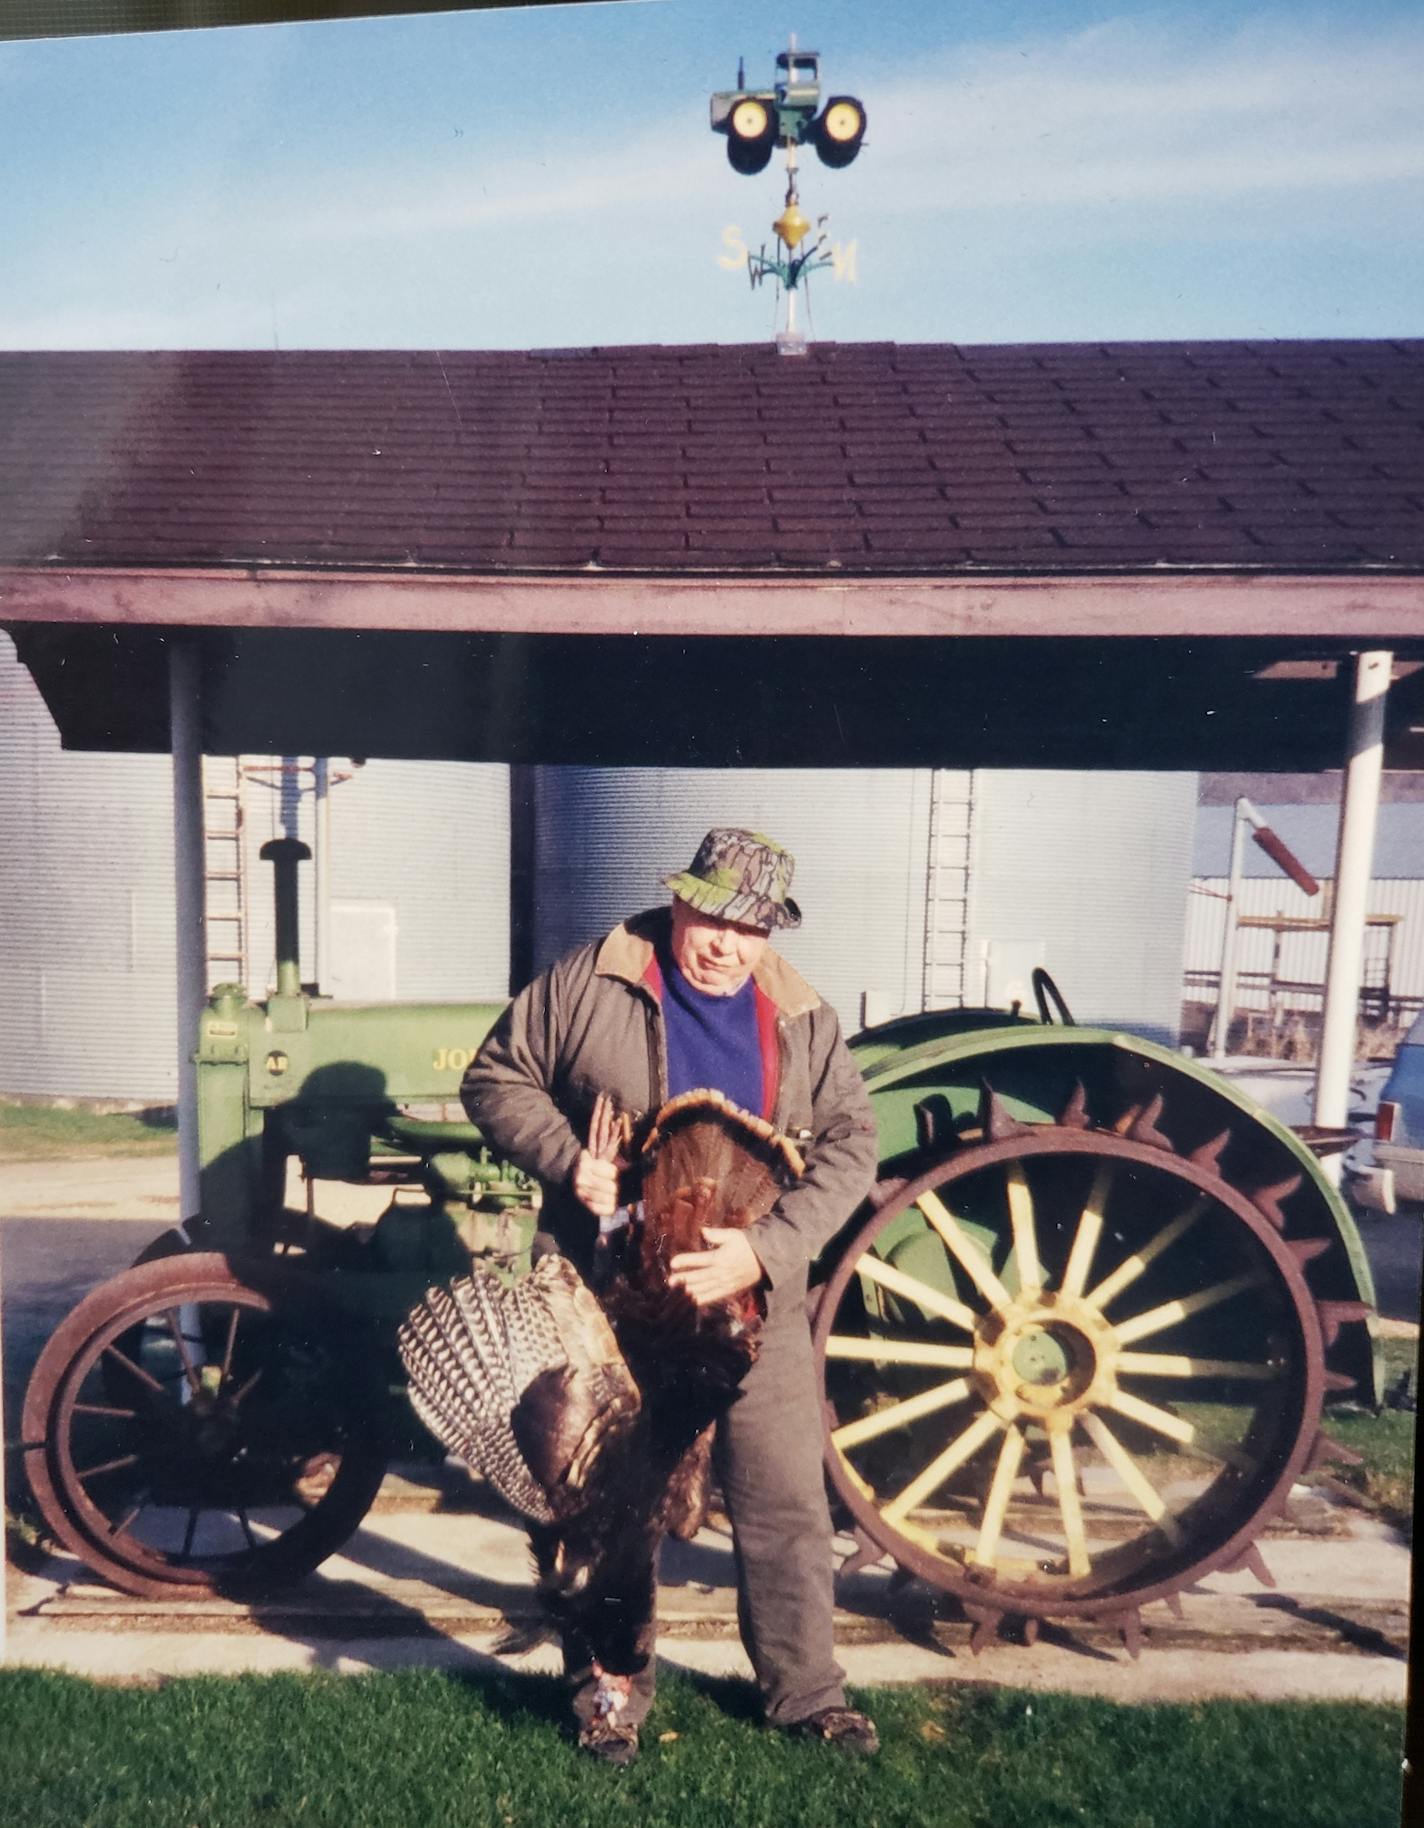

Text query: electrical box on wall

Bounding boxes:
[981,939,1046,1012]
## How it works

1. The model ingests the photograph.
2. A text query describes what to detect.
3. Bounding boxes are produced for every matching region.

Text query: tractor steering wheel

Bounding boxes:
[1032,967,1075,1027]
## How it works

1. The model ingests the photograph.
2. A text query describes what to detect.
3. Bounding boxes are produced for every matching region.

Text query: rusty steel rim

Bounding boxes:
[21,1253,387,1599]
[814,1121,1331,1642]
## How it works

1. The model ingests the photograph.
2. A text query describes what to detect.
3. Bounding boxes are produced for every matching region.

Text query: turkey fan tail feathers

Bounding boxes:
[635,1089,805,1269]
[397,1255,640,1525]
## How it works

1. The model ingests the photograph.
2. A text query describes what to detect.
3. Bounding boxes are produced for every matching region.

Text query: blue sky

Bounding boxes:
[0,0,1419,349]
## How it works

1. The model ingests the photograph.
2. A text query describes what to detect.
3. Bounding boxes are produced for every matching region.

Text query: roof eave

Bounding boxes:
[2,562,1423,643]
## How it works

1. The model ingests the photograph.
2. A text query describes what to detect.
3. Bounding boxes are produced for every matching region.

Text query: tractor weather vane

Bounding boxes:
[710,37,866,350]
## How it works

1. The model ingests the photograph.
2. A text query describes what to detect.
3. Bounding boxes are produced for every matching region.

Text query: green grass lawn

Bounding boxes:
[0,1100,177,1161]
[1322,1333,1418,1531]
[0,1669,1404,1828]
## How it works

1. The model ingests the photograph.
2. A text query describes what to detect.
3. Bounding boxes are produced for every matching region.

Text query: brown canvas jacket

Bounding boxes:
[460,906,879,1294]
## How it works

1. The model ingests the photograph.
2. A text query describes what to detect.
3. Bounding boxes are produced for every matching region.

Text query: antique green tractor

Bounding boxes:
[22,845,1377,1651]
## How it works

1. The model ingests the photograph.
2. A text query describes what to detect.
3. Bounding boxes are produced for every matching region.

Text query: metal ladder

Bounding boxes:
[202,755,249,990]
[923,769,975,1010]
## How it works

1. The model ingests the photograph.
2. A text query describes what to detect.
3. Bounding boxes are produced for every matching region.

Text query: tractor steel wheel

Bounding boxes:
[814,1119,1331,1649]
[22,1253,388,1599]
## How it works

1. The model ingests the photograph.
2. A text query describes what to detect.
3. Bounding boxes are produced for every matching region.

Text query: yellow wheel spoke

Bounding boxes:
[914,1189,1011,1308]
[824,1336,975,1370]
[1113,1270,1263,1346]
[831,1377,974,1450]
[1060,1163,1113,1297]
[1080,1411,1183,1545]
[1105,1386,1198,1446]
[969,1424,1026,1570]
[1006,1162,1042,1292]
[854,1253,978,1332]
[1048,1422,1091,1577]
[1086,1196,1208,1312]
[882,1409,1004,1523]
[1115,1350,1281,1382]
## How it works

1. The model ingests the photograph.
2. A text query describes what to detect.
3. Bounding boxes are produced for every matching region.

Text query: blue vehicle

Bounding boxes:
[1346,1009,1424,1214]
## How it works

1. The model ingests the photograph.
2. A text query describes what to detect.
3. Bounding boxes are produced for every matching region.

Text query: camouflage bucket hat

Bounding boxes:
[663,827,802,931]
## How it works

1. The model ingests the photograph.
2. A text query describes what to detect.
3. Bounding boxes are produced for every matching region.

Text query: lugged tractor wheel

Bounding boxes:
[21,1253,389,1599]
[814,1092,1357,1653]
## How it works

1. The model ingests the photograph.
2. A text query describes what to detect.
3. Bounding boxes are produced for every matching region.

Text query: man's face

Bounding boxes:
[669,897,771,996]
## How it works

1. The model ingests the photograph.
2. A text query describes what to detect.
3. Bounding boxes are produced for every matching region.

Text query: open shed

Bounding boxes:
[1,339,1420,769]
[1,336,1421,1146]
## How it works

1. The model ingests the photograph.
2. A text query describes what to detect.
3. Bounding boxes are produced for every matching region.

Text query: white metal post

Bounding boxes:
[1314,651,1393,1136]
[314,756,331,994]
[170,639,207,1232]
[1210,796,1250,1063]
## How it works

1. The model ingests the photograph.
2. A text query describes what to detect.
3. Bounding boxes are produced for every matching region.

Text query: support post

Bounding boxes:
[1314,652,1392,1138]
[170,638,206,1232]
[1209,797,1251,1063]
[314,756,331,994]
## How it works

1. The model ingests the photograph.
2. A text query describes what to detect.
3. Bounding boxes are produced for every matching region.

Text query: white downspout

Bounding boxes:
[1313,651,1393,1156]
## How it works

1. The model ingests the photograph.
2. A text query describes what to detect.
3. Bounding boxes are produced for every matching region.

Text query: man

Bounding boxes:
[461,827,881,1764]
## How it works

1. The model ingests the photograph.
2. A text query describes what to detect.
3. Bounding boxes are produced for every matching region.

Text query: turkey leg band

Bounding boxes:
[459,828,881,1758]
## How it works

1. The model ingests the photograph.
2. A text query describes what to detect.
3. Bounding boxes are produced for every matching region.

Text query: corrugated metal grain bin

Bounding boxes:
[232,756,511,1005]
[967,770,1197,1044]
[1,635,512,1101]
[1,636,178,1101]
[527,768,936,1034]
[525,767,1196,1044]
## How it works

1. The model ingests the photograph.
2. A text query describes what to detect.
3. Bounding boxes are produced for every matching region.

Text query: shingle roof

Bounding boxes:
[0,340,1420,575]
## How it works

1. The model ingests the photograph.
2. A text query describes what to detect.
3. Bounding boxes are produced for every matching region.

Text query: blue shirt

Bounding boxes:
[658,944,765,1116]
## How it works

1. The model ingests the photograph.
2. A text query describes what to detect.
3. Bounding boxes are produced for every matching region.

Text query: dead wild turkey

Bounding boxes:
[397,1088,804,1686]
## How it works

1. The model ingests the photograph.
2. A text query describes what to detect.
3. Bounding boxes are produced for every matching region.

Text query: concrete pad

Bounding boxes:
[7,1481,1409,1705]
[3,1157,180,1222]
[2,1157,390,1227]
[4,1623,1404,1707]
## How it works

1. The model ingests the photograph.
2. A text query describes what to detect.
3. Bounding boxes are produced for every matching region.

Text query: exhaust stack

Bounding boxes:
[260,838,311,998]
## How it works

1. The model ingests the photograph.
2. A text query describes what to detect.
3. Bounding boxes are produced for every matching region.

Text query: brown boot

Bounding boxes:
[576,1719,640,1767]
[785,1707,879,1755]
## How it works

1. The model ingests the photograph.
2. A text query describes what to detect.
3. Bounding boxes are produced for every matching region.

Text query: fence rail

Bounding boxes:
[1182,874,1424,1055]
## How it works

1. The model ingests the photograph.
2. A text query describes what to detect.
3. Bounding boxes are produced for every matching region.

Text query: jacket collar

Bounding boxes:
[595,905,821,1019]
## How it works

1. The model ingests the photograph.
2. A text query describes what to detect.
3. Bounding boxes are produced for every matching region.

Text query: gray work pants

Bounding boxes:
[568,1286,846,1730]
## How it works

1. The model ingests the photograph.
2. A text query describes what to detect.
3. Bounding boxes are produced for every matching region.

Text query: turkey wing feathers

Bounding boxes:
[398,1254,640,1524]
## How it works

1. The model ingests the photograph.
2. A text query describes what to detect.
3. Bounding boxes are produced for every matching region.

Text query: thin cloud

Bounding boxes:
[3,10,1418,349]
[186,13,1424,263]
[867,18,1424,215]
[282,125,718,244]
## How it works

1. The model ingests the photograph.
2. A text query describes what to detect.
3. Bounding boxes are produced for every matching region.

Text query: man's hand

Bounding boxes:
[572,1148,619,1218]
[669,1226,765,1306]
